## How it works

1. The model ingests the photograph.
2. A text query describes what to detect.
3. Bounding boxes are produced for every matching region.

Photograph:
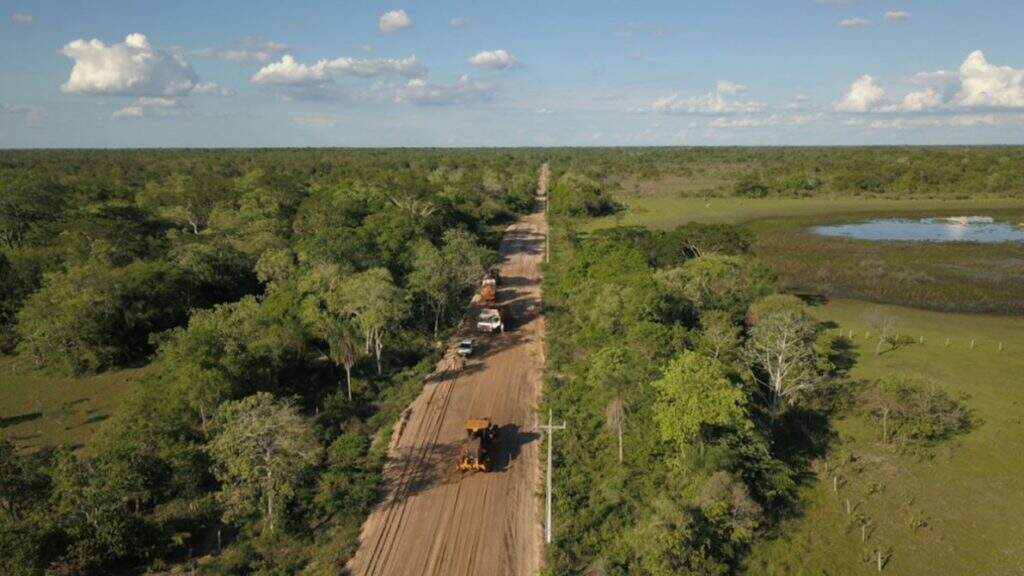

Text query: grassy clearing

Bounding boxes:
[746,298,1024,575]
[0,355,152,451]
[588,195,1024,230]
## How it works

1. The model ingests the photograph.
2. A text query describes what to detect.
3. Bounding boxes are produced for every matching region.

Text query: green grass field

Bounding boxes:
[589,195,1024,230]
[746,299,1024,575]
[0,355,151,452]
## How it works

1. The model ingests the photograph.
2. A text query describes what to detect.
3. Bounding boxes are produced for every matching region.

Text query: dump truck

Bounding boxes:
[479,277,497,303]
[476,306,508,333]
[457,418,499,472]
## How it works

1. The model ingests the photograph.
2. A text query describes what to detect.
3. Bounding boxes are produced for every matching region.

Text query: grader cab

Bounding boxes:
[457,418,499,472]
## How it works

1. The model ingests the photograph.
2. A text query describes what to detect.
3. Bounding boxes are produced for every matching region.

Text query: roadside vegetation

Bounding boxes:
[0,149,542,575]
[542,168,854,574]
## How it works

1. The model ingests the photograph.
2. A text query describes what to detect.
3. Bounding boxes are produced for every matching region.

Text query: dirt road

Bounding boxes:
[348,164,549,576]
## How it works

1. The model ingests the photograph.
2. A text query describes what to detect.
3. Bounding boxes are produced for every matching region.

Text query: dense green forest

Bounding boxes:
[544,147,1024,198]
[1,148,1000,575]
[0,149,542,575]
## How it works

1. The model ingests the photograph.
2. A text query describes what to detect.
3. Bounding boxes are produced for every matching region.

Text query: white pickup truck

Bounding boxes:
[476,308,506,333]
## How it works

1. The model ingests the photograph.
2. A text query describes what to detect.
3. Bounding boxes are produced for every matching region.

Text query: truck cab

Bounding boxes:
[476,307,506,333]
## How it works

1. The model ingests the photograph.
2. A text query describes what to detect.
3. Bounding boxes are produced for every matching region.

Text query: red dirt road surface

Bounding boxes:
[348,165,549,576]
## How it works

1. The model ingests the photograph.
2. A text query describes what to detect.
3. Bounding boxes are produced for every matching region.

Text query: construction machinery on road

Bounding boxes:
[458,418,499,472]
[478,268,500,303]
[476,306,508,333]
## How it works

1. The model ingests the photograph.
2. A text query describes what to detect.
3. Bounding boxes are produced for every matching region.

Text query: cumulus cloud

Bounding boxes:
[866,114,997,129]
[251,54,425,85]
[884,11,911,22]
[716,80,747,95]
[838,51,1024,116]
[395,75,493,105]
[957,50,1024,108]
[652,93,763,115]
[651,86,764,115]
[112,96,192,119]
[62,33,199,96]
[839,18,870,28]
[899,88,943,112]
[11,12,32,26]
[112,106,144,119]
[835,75,888,112]
[191,82,234,96]
[709,113,823,129]
[469,49,520,70]
[379,9,412,32]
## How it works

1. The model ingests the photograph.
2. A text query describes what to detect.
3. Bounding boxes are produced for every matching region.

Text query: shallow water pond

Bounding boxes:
[812,216,1024,243]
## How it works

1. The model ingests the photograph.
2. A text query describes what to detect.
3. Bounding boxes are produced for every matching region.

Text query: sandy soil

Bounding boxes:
[348,165,549,576]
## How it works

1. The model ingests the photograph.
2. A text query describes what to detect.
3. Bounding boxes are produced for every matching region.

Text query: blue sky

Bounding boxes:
[2,0,1024,147]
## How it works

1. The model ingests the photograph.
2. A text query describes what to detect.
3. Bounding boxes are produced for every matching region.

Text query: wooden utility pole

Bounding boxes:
[538,409,566,544]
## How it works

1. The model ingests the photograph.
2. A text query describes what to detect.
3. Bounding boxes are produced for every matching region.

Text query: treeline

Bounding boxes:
[542,171,849,574]
[0,149,542,574]
[542,147,1024,198]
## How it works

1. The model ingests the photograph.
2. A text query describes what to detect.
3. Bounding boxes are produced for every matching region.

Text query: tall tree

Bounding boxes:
[339,268,407,375]
[744,297,820,418]
[588,347,633,463]
[208,393,321,534]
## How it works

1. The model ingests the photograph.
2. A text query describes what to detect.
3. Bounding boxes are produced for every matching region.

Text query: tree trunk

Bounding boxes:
[617,422,623,464]
[344,364,352,401]
[199,404,209,439]
[375,339,383,375]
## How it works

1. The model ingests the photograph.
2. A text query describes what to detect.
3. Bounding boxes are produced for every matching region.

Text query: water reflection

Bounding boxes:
[812,216,1024,243]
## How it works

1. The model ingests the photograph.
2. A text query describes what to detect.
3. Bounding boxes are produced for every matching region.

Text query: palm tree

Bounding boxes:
[605,394,626,464]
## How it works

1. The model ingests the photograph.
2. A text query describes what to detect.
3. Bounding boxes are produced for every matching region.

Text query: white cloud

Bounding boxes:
[884,11,911,22]
[840,17,870,28]
[112,106,144,119]
[536,108,554,115]
[866,114,998,129]
[450,16,468,28]
[11,13,32,26]
[112,96,189,119]
[900,88,943,112]
[469,49,520,70]
[835,75,888,112]
[379,9,412,32]
[650,82,764,115]
[191,82,234,96]
[716,80,747,95]
[1,104,45,125]
[252,54,425,85]
[61,33,199,96]
[395,75,493,105]
[957,50,1024,108]
[710,113,823,128]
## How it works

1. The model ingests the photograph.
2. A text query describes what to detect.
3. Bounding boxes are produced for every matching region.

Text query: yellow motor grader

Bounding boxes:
[457,418,499,472]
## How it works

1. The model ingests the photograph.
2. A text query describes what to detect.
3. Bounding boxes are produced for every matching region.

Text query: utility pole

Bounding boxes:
[538,408,566,544]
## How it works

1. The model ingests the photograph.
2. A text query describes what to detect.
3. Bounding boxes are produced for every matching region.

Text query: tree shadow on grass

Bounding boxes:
[0,411,42,428]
